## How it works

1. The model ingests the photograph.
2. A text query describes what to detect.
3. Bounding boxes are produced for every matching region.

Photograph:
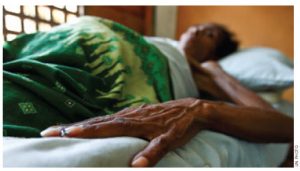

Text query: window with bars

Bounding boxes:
[3,5,83,41]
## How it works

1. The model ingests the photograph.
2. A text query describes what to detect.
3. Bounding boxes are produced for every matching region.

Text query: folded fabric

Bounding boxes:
[219,47,294,91]
[3,16,173,137]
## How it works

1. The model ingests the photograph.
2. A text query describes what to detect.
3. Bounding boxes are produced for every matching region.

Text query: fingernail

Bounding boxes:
[131,156,149,167]
[40,127,60,137]
[64,126,83,136]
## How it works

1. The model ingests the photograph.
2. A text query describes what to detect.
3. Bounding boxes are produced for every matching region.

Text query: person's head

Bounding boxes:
[179,23,239,63]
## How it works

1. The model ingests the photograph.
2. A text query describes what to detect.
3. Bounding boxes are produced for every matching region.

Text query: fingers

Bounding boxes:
[131,122,203,167]
[187,57,210,74]
[131,133,171,167]
[40,126,62,137]
[201,60,219,68]
[40,104,161,137]
[40,115,115,137]
[40,106,141,137]
[40,125,84,137]
[45,118,145,138]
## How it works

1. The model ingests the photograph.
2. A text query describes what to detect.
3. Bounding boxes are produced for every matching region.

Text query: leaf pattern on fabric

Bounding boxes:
[3,16,173,137]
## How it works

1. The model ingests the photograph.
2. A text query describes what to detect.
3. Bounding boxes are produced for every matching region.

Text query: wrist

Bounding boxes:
[208,66,226,79]
[192,100,216,129]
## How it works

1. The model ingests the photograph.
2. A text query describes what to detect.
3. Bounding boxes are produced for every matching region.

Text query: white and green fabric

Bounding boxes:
[3,16,173,137]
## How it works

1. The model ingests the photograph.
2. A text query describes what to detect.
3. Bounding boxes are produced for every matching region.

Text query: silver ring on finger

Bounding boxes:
[60,127,67,137]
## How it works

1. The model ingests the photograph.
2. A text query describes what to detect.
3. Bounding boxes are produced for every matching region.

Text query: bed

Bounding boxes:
[3,100,293,167]
[3,36,294,167]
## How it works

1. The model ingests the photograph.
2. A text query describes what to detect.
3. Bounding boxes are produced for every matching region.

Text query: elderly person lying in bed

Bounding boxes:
[3,16,293,167]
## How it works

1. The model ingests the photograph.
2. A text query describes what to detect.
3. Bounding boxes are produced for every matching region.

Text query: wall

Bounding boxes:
[176,6,294,102]
[84,6,154,35]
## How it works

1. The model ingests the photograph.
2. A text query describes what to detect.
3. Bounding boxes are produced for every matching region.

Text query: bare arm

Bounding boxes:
[40,97,293,167]
[40,61,293,167]
[188,57,273,108]
[196,100,293,142]
[190,60,293,142]
[191,60,293,166]
[199,61,274,109]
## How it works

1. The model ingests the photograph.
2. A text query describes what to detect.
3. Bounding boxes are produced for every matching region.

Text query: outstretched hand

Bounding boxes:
[40,98,208,167]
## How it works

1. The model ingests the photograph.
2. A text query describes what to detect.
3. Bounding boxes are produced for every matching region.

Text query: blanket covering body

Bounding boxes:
[3,16,173,137]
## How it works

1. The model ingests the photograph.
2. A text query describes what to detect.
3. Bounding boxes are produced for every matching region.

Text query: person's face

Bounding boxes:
[179,24,224,63]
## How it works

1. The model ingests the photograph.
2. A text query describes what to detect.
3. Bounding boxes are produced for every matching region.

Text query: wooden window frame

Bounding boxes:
[3,6,83,41]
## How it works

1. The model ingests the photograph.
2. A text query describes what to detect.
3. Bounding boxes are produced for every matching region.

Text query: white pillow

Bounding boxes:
[219,47,294,91]
[146,37,293,91]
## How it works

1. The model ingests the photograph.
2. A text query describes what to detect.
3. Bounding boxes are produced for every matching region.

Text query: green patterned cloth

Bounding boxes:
[3,16,173,137]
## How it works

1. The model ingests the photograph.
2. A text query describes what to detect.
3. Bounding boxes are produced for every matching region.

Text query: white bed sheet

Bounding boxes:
[3,100,292,167]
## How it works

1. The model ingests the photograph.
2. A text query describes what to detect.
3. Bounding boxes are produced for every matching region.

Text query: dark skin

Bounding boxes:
[179,23,222,63]
[41,23,293,167]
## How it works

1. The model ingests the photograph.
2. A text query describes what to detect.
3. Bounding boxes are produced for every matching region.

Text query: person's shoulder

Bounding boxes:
[144,36,199,99]
[144,36,179,47]
[144,36,185,61]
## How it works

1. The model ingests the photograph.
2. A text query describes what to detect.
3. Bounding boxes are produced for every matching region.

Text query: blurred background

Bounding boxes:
[2,5,294,102]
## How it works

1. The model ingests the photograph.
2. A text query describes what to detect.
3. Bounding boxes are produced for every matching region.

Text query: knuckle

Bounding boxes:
[114,117,126,123]
[154,136,169,147]
[113,117,135,128]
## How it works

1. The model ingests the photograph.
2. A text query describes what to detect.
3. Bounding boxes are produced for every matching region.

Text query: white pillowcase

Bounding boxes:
[219,47,294,91]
